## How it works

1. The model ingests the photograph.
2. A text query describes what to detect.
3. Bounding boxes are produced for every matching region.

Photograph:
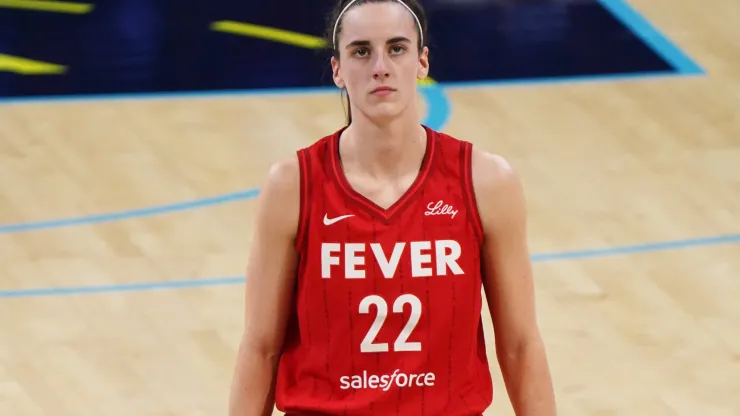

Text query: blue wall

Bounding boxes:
[0,0,687,99]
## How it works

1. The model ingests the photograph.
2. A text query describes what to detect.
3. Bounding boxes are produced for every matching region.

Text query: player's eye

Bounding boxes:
[353,48,369,57]
[390,45,406,55]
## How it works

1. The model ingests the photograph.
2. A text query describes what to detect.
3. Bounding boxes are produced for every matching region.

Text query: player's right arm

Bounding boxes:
[228,156,301,416]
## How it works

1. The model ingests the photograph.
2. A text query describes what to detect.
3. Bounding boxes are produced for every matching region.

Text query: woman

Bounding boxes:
[228,0,556,415]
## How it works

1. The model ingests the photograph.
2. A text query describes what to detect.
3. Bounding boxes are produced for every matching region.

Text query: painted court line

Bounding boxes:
[0,188,261,233]
[530,233,740,262]
[441,71,701,91]
[0,277,245,298]
[597,0,704,74]
[1,233,738,298]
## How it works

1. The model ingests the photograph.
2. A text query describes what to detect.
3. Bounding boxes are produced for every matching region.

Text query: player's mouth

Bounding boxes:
[370,86,396,96]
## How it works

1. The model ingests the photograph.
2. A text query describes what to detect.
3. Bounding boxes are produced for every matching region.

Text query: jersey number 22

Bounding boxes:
[359,294,422,353]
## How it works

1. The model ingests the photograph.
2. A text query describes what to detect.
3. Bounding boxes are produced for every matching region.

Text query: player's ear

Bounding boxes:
[417,46,429,80]
[332,57,345,89]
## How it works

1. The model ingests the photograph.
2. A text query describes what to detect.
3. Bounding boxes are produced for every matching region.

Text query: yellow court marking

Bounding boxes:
[0,54,67,75]
[0,0,93,13]
[211,20,437,86]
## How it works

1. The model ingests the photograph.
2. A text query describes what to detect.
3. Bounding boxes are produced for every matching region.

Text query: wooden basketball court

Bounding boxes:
[1,0,738,414]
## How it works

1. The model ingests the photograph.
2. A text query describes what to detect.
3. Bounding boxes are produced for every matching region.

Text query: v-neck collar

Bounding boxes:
[329,125,437,223]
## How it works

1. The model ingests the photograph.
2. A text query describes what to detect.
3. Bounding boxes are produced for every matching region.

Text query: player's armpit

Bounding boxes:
[471,149,557,416]
[229,156,301,416]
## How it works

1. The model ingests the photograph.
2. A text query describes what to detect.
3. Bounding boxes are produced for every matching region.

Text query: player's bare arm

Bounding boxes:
[228,157,301,416]
[472,149,557,416]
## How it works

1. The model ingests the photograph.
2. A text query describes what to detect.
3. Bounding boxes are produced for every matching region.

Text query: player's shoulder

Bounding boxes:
[451,137,522,210]
[248,154,302,238]
[268,128,340,187]
[467,145,526,232]
[471,147,517,188]
[300,128,340,157]
[261,128,344,205]
[430,127,468,149]
[431,128,517,185]
[260,155,300,209]
[267,154,299,182]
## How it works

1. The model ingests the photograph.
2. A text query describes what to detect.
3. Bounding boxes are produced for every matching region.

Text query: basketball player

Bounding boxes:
[228,0,556,415]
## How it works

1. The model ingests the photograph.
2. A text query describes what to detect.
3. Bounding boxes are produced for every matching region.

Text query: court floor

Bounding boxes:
[1,0,739,415]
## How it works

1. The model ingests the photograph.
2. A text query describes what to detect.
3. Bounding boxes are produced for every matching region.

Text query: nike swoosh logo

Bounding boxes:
[323,214,354,225]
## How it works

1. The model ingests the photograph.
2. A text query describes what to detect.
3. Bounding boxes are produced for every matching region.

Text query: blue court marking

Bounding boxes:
[0,82,448,233]
[419,82,451,129]
[530,233,740,262]
[0,188,261,233]
[0,276,245,298]
[597,0,704,74]
[1,232,738,298]
[0,85,340,105]
[441,70,691,90]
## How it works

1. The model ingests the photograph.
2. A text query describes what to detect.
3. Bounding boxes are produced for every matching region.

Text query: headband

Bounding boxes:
[332,0,424,49]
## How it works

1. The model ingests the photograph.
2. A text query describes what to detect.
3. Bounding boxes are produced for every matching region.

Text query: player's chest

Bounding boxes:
[307,206,478,280]
[317,178,472,233]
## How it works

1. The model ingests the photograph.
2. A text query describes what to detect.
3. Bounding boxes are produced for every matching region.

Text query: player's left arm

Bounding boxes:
[471,148,557,416]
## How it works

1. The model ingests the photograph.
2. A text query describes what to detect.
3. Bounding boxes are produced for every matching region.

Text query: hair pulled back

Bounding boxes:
[323,0,429,125]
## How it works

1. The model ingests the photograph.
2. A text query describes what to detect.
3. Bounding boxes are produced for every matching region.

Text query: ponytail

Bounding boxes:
[343,88,353,125]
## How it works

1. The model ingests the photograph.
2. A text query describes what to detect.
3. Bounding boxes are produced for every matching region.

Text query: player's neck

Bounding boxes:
[342,115,426,179]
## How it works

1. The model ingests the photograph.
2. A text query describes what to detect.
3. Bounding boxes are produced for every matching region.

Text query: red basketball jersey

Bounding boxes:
[275,125,493,416]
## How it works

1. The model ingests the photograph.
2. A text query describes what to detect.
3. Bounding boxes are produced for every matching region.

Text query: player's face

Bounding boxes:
[332,2,429,122]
